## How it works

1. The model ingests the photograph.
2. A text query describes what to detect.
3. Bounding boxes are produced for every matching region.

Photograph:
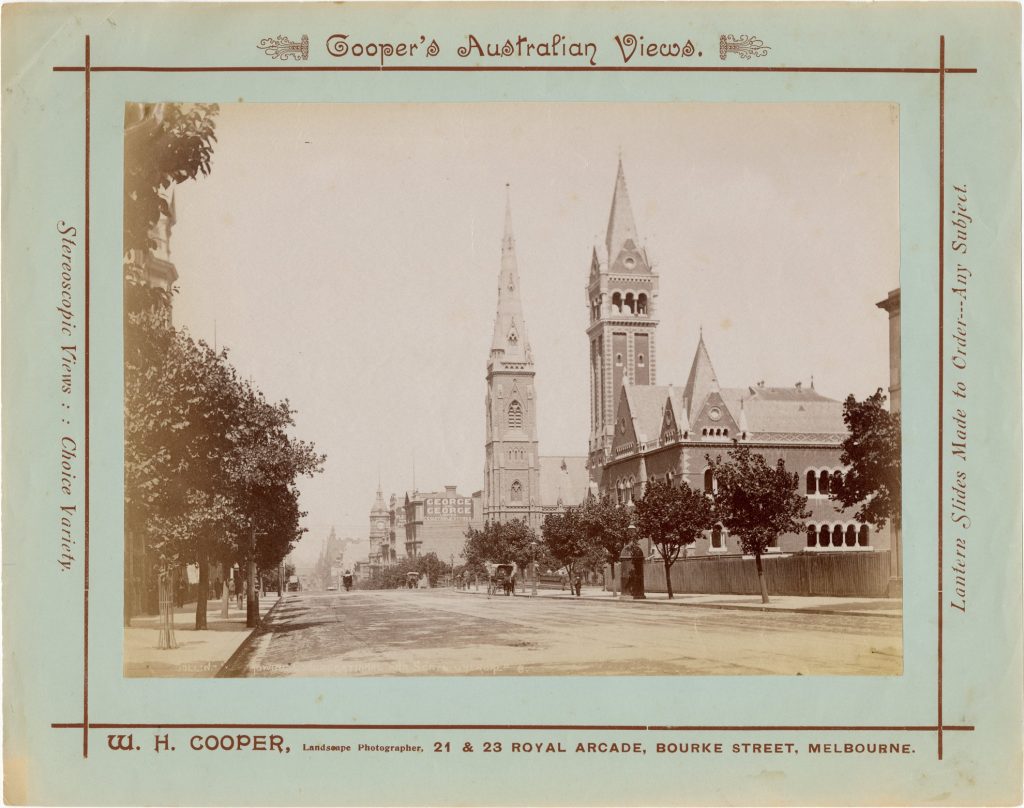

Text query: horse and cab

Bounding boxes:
[484,562,518,597]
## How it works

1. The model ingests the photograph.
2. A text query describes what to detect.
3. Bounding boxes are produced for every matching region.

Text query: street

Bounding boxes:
[219,589,902,677]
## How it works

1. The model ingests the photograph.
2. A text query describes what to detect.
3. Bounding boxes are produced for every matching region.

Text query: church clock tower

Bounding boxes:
[368,483,390,564]
[483,190,542,528]
[586,159,660,481]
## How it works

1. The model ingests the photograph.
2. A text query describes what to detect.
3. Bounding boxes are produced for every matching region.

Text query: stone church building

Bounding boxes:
[482,193,589,530]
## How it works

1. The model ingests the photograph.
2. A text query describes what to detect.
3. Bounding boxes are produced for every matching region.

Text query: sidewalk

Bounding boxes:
[124,595,280,677]
[456,586,902,618]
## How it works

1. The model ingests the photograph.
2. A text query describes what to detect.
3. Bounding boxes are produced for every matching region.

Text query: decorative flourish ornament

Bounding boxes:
[719,34,771,61]
[258,35,309,61]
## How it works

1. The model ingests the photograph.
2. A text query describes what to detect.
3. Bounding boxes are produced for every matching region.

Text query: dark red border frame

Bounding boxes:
[51,35,975,761]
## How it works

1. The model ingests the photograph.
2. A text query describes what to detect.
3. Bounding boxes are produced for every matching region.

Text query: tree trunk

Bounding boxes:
[755,551,769,604]
[195,548,209,630]
[663,557,674,599]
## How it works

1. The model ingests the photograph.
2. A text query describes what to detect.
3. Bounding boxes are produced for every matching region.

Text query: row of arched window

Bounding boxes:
[589,292,651,321]
[806,469,843,495]
[701,427,729,437]
[611,291,649,316]
[807,523,870,548]
[615,476,639,505]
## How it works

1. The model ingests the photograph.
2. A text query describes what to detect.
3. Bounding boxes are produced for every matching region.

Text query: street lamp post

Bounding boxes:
[531,541,538,598]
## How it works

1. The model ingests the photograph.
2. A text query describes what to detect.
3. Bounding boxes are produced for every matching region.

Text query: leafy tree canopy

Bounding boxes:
[708,447,810,555]
[635,479,714,598]
[829,389,901,529]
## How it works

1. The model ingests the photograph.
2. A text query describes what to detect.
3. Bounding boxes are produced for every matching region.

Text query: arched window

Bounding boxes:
[615,353,624,367]
[806,470,818,495]
[832,525,843,547]
[637,353,645,368]
[832,470,843,491]
[637,293,648,315]
[704,468,715,494]
[612,292,623,313]
[711,524,724,549]
[845,525,857,547]
[807,525,817,547]
[629,476,638,503]
[508,400,523,430]
[616,480,624,506]
[510,480,523,502]
[858,525,870,547]
[819,470,831,495]
[624,292,636,314]
[819,525,830,548]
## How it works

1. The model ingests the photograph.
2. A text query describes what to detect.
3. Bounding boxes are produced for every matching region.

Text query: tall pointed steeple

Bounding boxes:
[606,157,640,260]
[484,187,541,529]
[683,332,721,421]
[490,186,531,367]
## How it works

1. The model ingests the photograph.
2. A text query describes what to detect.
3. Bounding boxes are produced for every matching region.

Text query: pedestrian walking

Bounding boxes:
[573,573,583,597]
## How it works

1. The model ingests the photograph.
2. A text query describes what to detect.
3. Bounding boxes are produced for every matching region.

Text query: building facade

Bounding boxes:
[587,161,892,560]
[482,193,588,530]
[404,485,479,561]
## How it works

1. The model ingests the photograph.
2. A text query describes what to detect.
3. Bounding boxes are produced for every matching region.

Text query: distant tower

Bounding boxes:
[369,483,389,564]
[586,158,660,480]
[483,190,541,528]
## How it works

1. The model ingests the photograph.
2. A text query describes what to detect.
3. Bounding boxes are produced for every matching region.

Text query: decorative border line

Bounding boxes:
[82,34,91,761]
[56,36,972,761]
[937,34,946,762]
[52,722,975,732]
[53,64,975,73]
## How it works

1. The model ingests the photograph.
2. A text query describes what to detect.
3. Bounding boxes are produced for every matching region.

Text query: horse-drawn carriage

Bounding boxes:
[484,562,518,596]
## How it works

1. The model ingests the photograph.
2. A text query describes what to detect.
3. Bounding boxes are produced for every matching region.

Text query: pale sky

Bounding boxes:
[169,102,899,567]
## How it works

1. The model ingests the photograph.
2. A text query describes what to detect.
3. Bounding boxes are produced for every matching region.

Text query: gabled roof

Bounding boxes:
[616,384,672,447]
[660,385,690,441]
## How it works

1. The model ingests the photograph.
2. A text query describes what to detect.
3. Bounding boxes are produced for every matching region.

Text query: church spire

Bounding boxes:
[606,157,641,261]
[490,187,531,365]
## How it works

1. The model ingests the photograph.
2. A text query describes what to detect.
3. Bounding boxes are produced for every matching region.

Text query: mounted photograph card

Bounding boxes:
[2,2,1021,805]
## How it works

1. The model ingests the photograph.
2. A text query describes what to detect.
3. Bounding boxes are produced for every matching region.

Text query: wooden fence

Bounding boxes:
[608,551,893,598]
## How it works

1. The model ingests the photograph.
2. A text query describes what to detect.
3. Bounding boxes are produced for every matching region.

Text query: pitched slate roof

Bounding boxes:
[622,384,673,444]
[736,386,845,435]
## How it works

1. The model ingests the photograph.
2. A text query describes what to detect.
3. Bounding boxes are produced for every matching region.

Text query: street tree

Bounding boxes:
[635,479,715,599]
[125,320,245,628]
[125,313,324,628]
[579,494,632,592]
[708,446,810,604]
[541,507,594,582]
[463,519,539,573]
[829,389,901,530]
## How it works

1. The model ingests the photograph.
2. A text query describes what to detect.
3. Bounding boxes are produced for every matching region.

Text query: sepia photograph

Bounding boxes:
[122,101,902,678]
